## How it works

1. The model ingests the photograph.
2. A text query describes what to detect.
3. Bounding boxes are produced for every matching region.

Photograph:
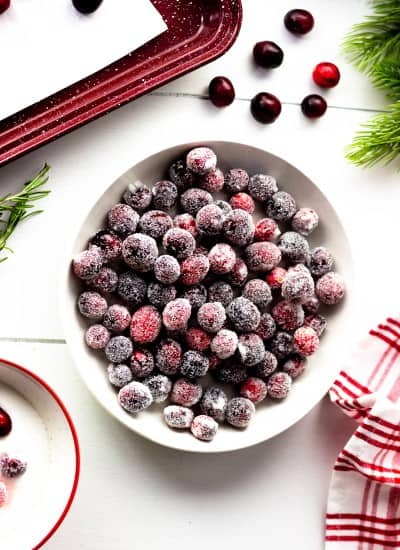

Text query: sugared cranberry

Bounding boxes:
[0,407,12,437]
[230,192,255,213]
[208,76,235,107]
[130,306,162,344]
[253,41,284,69]
[251,92,282,123]
[293,326,319,356]
[267,267,287,290]
[240,377,268,404]
[191,415,218,441]
[72,0,103,14]
[284,9,314,35]
[301,94,327,118]
[312,62,340,88]
[0,0,10,15]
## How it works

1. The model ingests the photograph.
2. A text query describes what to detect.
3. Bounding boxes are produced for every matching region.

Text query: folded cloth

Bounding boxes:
[326,317,400,549]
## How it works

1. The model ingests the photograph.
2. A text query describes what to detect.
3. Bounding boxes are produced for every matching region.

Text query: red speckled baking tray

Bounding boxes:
[0,0,242,166]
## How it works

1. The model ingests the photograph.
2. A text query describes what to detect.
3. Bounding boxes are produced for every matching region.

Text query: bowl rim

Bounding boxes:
[61,140,355,454]
[0,357,81,548]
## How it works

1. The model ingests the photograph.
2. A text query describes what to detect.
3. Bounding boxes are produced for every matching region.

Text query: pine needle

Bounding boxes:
[370,59,400,100]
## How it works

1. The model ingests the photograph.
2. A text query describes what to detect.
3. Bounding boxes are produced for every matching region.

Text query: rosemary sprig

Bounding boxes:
[0,164,51,262]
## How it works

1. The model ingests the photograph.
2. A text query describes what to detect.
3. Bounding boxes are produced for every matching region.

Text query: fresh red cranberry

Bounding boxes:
[312,62,340,88]
[0,0,10,14]
[284,9,314,35]
[208,76,235,107]
[253,41,284,69]
[301,94,327,118]
[0,407,12,437]
[251,92,281,123]
[72,0,103,14]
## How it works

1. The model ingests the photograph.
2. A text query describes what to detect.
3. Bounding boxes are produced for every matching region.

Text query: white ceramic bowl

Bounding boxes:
[0,358,80,548]
[62,141,354,453]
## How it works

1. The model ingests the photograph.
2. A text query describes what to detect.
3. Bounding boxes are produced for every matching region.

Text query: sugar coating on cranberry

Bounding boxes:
[211,329,238,359]
[270,331,294,359]
[144,375,172,403]
[214,199,232,217]
[147,282,177,309]
[227,297,261,332]
[90,230,122,261]
[208,281,233,307]
[85,324,110,350]
[200,168,225,192]
[254,350,278,378]
[237,333,265,366]
[230,193,255,214]
[103,304,131,333]
[197,302,226,333]
[180,350,209,379]
[191,415,218,441]
[304,314,327,337]
[309,246,334,277]
[171,378,203,407]
[282,355,307,379]
[245,242,281,272]
[168,159,197,190]
[107,203,139,236]
[130,348,155,378]
[282,264,314,302]
[186,326,211,352]
[90,267,118,294]
[122,233,158,272]
[130,305,161,344]
[224,168,249,194]
[267,191,297,221]
[267,267,287,290]
[267,372,292,399]
[117,271,147,306]
[0,482,8,507]
[226,397,255,428]
[72,247,103,280]
[208,243,236,275]
[223,208,255,246]
[180,187,213,216]
[255,312,276,340]
[279,231,310,264]
[107,363,133,388]
[0,453,27,478]
[272,300,304,332]
[123,181,152,212]
[293,326,319,356]
[162,228,196,259]
[139,210,173,240]
[156,338,182,375]
[118,381,153,413]
[180,255,210,286]
[215,365,247,384]
[173,213,198,237]
[292,208,319,236]
[227,258,248,287]
[152,180,178,211]
[105,336,133,363]
[186,147,217,175]
[162,298,191,331]
[255,218,280,242]
[78,291,107,320]
[164,405,194,429]
[196,204,224,236]
[302,294,320,314]
[248,174,278,202]
[243,279,272,310]
[316,272,345,305]
[180,285,207,310]
[154,255,180,284]
[200,387,228,422]
[240,377,267,404]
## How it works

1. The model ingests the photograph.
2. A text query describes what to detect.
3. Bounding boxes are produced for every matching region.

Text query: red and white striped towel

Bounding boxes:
[326,317,400,548]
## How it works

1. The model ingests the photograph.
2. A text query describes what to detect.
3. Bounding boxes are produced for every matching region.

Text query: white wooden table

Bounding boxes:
[1,1,399,548]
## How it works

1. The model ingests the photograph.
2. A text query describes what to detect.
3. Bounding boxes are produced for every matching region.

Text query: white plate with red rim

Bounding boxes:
[62,141,355,453]
[0,359,80,549]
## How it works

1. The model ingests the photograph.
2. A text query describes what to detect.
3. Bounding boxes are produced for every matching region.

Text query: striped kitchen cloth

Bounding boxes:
[326,317,400,548]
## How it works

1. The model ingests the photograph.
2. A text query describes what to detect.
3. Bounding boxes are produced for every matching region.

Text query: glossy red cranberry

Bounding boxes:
[72,0,103,14]
[208,76,235,107]
[0,0,10,14]
[284,9,314,35]
[251,92,282,124]
[253,41,284,69]
[301,94,327,118]
[0,407,12,437]
[313,62,341,88]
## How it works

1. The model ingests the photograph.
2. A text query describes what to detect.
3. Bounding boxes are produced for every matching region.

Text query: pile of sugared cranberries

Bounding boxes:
[72,146,346,442]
